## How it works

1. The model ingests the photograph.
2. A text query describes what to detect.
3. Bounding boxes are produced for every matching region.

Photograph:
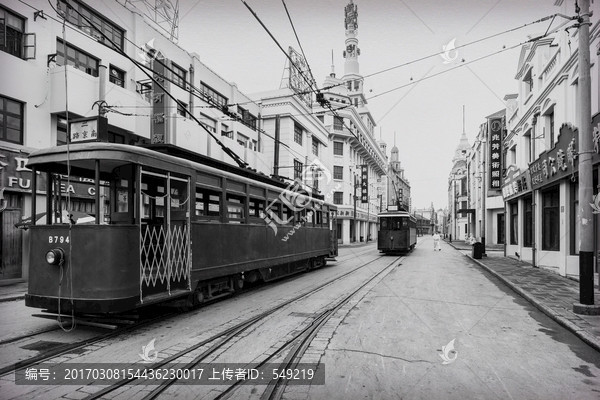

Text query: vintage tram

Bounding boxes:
[24,143,338,314]
[377,210,417,254]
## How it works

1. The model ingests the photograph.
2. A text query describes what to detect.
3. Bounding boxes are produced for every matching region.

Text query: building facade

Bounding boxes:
[0,0,265,280]
[448,130,471,241]
[387,144,411,212]
[465,110,506,246]
[313,0,388,244]
[502,20,600,277]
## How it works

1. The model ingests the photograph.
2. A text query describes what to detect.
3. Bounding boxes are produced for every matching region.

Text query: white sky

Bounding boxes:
[176,0,595,210]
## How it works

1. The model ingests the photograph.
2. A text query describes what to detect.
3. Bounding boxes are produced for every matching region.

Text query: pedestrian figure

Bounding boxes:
[433,231,441,251]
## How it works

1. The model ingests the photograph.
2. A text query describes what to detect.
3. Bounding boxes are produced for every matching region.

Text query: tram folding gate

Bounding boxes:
[139,170,191,302]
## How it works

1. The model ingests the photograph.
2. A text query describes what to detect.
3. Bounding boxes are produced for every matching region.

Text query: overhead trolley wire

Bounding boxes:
[47,0,250,169]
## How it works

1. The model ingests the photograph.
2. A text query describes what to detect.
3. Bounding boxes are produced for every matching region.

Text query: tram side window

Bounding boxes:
[249,198,265,222]
[170,179,188,221]
[266,201,281,221]
[381,218,388,229]
[226,193,245,223]
[195,187,221,219]
[283,205,293,225]
[112,165,135,224]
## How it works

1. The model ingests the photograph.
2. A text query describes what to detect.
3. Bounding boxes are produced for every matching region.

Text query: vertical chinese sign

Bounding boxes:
[488,118,503,191]
[152,53,168,144]
[361,165,368,203]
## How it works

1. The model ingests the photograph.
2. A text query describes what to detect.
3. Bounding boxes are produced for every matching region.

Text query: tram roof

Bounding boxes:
[378,211,415,218]
[26,142,326,200]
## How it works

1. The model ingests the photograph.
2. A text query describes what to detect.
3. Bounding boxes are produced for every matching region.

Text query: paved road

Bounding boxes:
[304,239,600,400]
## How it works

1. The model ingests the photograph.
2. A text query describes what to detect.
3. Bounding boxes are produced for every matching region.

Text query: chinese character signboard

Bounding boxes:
[287,47,313,109]
[360,165,368,203]
[69,117,107,143]
[151,53,168,144]
[501,168,531,201]
[529,124,578,190]
[488,118,503,192]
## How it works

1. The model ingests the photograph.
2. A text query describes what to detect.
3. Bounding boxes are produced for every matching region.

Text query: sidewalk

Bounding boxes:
[0,279,27,303]
[445,239,600,353]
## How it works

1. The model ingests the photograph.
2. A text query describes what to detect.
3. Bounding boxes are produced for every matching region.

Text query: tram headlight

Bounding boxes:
[46,248,65,266]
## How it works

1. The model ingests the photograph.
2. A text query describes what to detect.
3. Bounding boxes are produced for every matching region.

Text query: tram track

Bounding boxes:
[0,309,180,378]
[81,253,401,400]
[0,326,62,347]
[215,256,404,400]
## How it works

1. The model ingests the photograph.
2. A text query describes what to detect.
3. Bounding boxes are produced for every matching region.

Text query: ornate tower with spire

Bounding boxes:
[342,0,367,111]
[343,0,360,76]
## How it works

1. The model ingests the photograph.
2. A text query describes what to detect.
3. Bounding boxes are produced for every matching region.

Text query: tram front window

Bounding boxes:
[37,172,110,226]
[389,217,408,230]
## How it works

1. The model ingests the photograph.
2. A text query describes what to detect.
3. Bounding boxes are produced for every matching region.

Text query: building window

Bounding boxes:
[0,95,24,144]
[200,114,216,133]
[317,114,324,123]
[0,6,25,58]
[509,201,518,245]
[294,123,303,145]
[293,159,303,180]
[542,187,560,251]
[333,166,343,180]
[109,65,125,87]
[171,63,186,89]
[177,101,188,117]
[221,123,232,139]
[523,68,533,98]
[237,133,249,148]
[56,39,99,77]
[57,116,67,145]
[548,110,555,146]
[460,177,467,196]
[333,116,344,131]
[523,195,533,247]
[57,0,124,51]
[237,106,257,130]
[333,192,343,205]
[312,137,319,156]
[108,131,125,143]
[200,82,228,107]
[334,141,343,156]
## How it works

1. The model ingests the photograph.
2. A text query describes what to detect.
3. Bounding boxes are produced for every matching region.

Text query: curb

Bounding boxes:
[0,295,25,303]
[461,252,600,353]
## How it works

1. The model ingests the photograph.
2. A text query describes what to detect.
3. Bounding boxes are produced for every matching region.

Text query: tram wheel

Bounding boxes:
[233,275,244,292]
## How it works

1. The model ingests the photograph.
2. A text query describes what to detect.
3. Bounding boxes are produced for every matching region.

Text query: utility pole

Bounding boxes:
[574,0,599,314]
[273,115,280,177]
[353,173,357,243]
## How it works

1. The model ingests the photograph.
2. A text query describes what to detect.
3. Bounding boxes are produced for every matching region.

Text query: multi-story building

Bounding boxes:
[502,19,599,277]
[387,144,411,212]
[314,0,388,244]
[448,130,471,241]
[413,204,436,235]
[252,60,332,196]
[466,110,506,247]
[0,0,265,280]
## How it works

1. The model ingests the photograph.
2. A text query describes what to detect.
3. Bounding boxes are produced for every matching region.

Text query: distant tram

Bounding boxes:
[377,210,417,254]
[23,143,338,314]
